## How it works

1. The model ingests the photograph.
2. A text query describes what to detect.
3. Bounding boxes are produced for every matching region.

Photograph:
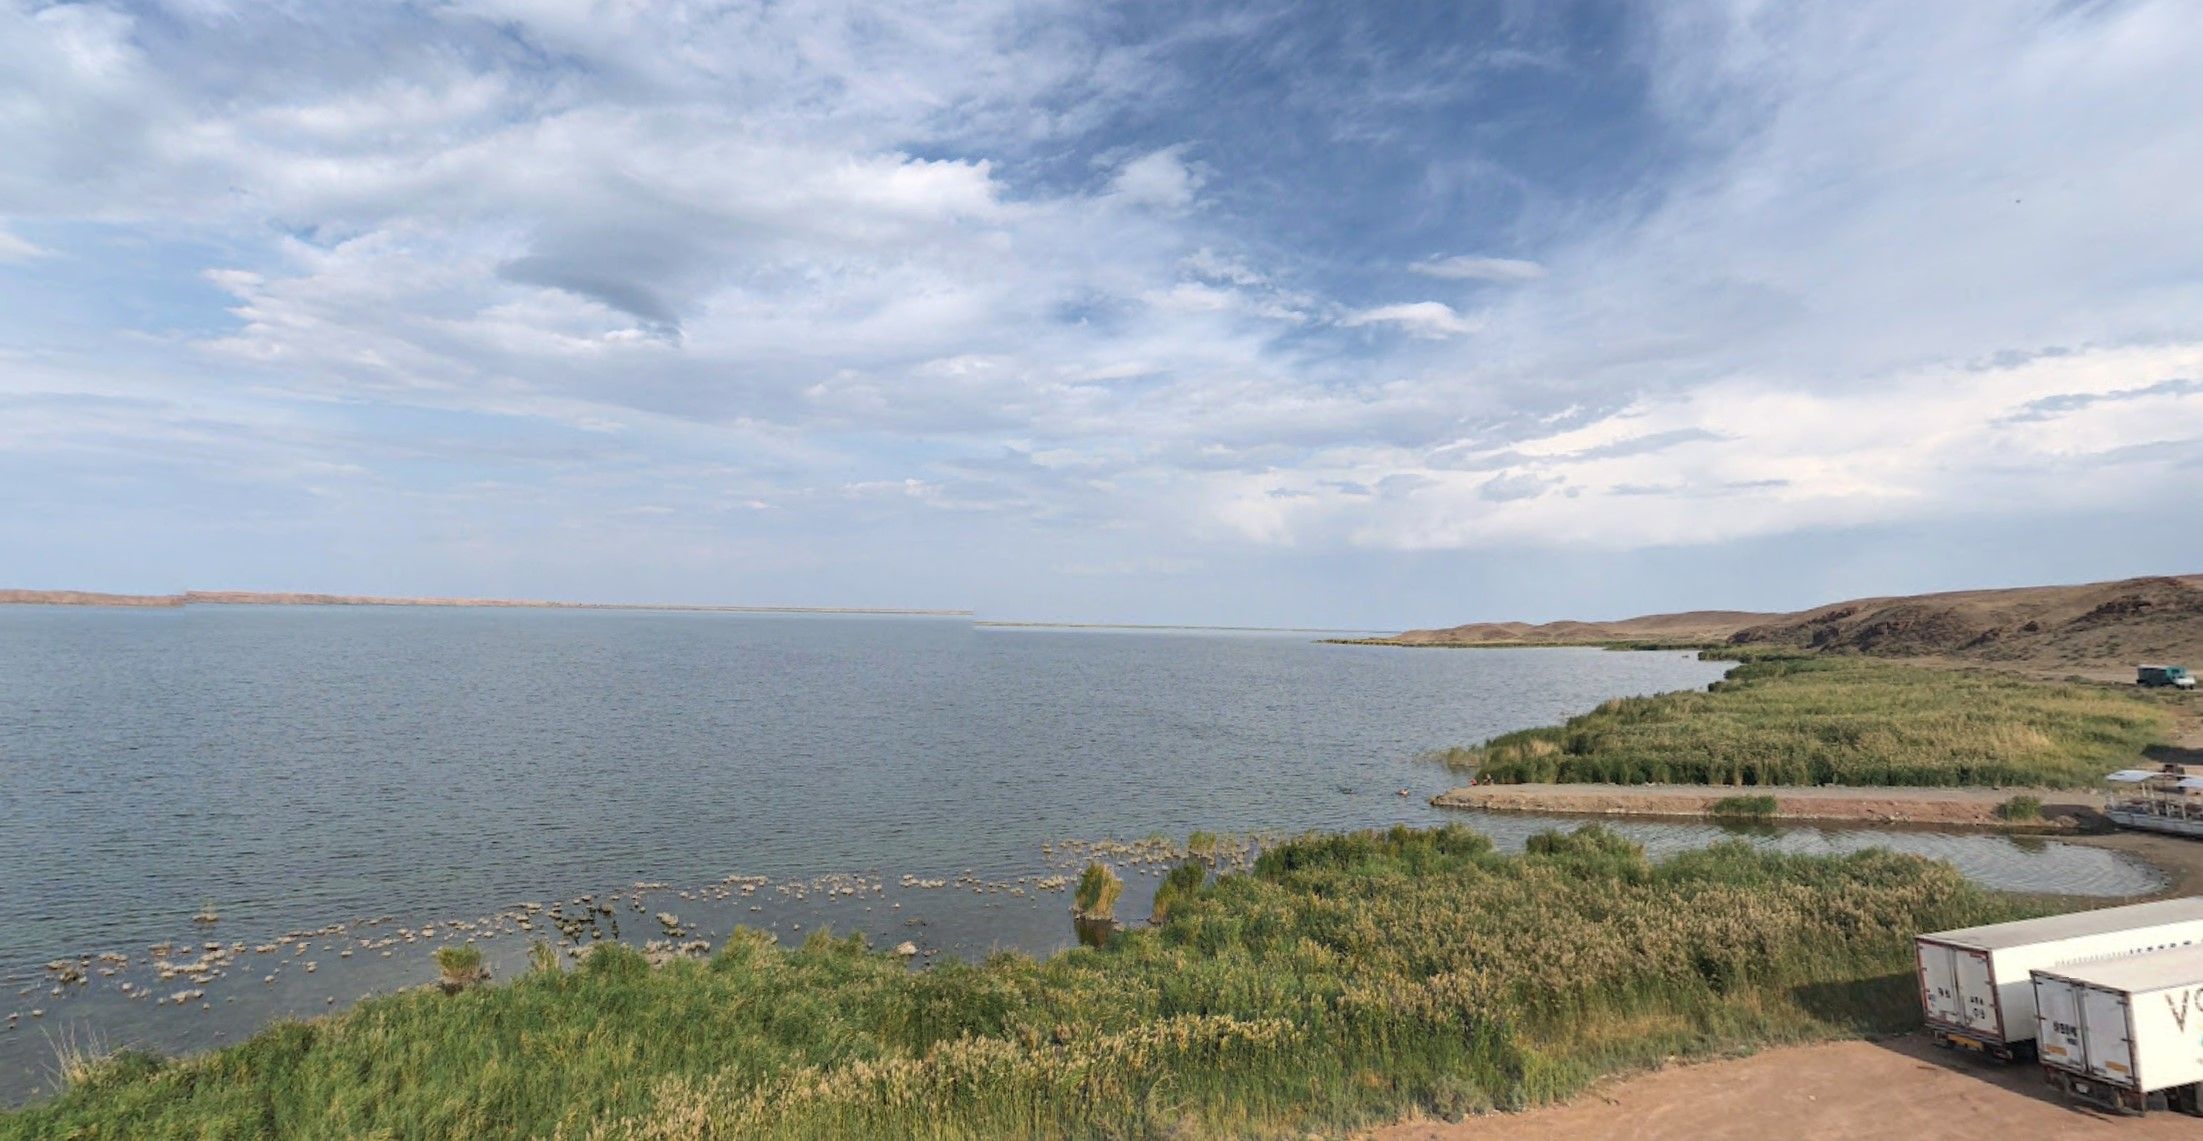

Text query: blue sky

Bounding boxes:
[3,0,2201,627]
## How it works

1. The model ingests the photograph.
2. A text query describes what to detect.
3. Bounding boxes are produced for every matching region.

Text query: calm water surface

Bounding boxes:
[0,607,2162,1101]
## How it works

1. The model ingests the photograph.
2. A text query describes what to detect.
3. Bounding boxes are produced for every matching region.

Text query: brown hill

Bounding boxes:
[1389,610,1773,646]
[1386,574,2203,671]
[1727,574,2203,669]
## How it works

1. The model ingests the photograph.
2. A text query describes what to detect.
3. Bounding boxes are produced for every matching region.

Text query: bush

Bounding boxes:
[1073,862,1123,921]
[1710,794,1779,820]
[1995,795,2044,822]
[434,944,485,987]
[1149,862,1207,923]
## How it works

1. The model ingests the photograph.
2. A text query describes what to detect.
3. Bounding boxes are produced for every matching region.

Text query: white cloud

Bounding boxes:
[1340,301,1475,338]
[1203,342,2203,550]
[1409,255,1545,282]
[1109,146,1201,211]
[2,0,2201,618]
[0,225,43,261]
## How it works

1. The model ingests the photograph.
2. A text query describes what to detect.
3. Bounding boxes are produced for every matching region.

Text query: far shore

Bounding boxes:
[0,589,970,617]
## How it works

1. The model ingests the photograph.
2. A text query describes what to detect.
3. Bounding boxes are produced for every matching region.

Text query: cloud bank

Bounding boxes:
[1,0,2199,622]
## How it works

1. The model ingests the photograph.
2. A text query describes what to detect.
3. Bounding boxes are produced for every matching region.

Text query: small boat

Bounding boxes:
[2103,767,2203,838]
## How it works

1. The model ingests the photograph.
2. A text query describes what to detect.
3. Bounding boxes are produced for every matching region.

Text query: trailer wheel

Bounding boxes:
[2170,1084,2202,1118]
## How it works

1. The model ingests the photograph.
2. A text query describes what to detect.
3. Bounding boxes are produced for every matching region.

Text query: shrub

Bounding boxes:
[434,944,485,988]
[1710,794,1778,820]
[1073,862,1123,921]
[1149,862,1207,923]
[1995,795,2044,822]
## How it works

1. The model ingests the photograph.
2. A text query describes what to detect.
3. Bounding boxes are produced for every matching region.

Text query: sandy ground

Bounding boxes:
[1371,1035,2201,1141]
[1431,782,2094,827]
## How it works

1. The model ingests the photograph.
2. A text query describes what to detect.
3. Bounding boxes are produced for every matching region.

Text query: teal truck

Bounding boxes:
[2137,664,2195,689]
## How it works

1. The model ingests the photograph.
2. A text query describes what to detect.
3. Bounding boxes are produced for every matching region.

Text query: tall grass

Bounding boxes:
[434,944,485,987]
[1073,862,1123,922]
[1471,655,2167,788]
[1149,862,1207,923]
[4,825,2046,1139]
[1710,795,1778,820]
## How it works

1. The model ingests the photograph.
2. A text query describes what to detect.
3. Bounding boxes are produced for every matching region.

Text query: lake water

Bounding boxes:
[0,607,2163,1101]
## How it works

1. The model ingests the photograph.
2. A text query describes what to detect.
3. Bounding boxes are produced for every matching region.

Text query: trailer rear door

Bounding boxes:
[2081,986,2136,1086]
[1956,949,2000,1035]
[1919,942,1966,1028]
[2035,976,2085,1067]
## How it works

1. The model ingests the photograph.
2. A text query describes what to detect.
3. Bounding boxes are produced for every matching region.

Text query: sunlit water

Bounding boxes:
[0,607,2162,1102]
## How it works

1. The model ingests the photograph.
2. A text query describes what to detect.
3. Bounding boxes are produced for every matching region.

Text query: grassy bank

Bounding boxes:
[7,826,2043,1139]
[1459,654,2169,788]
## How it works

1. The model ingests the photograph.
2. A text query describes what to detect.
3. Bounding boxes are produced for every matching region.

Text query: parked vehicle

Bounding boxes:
[2033,945,2203,1116]
[2138,664,2196,688]
[1917,897,2203,1061]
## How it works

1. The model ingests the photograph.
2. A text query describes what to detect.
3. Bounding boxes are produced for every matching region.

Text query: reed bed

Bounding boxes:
[4,825,2045,1139]
[1468,654,2166,788]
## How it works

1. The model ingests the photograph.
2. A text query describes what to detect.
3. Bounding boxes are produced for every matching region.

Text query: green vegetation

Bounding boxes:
[1709,794,1779,820]
[1072,862,1123,922]
[1149,861,1207,923]
[1470,654,2167,788]
[1995,794,2045,822]
[434,944,485,989]
[1187,830,1220,858]
[6,825,2046,1138]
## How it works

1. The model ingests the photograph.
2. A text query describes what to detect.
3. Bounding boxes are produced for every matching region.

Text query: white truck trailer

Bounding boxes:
[2032,945,2203,1116]
[1916,897,2203,1061]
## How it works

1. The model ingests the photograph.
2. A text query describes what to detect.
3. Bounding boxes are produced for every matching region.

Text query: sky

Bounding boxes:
[2,0,2201,628]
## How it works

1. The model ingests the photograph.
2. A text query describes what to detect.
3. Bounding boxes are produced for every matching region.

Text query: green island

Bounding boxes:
[1447,652,2172,788]
[3,825,2041,1139]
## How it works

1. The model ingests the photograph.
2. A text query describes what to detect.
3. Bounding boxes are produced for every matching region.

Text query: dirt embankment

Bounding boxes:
[1431,783,2084,828]
[1372,1034,2201,1141]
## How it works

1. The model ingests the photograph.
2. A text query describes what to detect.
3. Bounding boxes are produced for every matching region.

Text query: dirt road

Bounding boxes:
[1373,1035,2199,1140]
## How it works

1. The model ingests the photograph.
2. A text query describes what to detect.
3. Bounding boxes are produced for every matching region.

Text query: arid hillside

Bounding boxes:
[1386,574,2203,672]
[1730,574,2203,670]
[1387,609,1772,646]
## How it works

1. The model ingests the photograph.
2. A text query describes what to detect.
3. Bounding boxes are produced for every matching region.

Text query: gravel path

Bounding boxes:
[1372,1034,2202,1140]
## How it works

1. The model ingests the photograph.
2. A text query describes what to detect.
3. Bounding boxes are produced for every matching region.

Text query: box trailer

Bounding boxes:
[2032,945,2203,1116]
[1916,897,2203,1061]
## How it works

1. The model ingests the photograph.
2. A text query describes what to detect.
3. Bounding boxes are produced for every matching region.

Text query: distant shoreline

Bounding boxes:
[0,589,970,617]
[979,620,1373,634]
